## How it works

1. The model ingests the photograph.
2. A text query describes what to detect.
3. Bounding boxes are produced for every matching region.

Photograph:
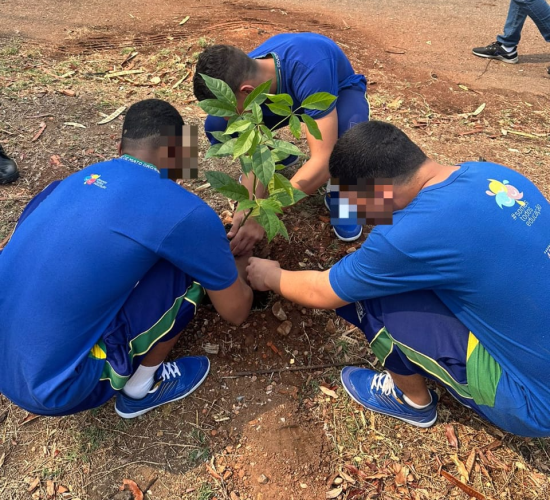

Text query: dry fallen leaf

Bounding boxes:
[326,486,343,498]
[27,477,40,493]
[21,413,40,425]
[46,480,55,497]
[120,479,143,500]
[97,106,126,125]
[465,448,476,475]
[440,469,487,500]
[450,453,469,482]
[31,122,47,142]
[320,386,338,399]
[394,464,409,486]
[445,424,459,449]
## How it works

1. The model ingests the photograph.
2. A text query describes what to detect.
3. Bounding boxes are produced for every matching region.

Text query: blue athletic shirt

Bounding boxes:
[248,33,366,119]
[329,162,550,418]
[0,156,238,414]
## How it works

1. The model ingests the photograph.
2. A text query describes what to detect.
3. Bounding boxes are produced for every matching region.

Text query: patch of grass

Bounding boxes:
[0,39,21,56]
[78,424,108,455]
[187,428,210,464]
[196,482,215,500]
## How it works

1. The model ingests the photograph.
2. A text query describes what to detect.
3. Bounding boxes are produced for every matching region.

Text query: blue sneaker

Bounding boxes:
[115,356,210,418]
[324,192,363,242]
[279,154,300,168]
[341,368,438,428]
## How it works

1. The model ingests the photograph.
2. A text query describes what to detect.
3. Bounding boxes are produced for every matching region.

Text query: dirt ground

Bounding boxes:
[1,1,549,500]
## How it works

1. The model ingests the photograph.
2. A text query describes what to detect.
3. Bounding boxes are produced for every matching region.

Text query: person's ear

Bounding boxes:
[239,84,255,95]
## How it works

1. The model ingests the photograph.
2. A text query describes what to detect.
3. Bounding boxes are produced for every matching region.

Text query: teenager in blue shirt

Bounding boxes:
[246,120,550,437]
[193,33,370,252]
[0,99,253,418]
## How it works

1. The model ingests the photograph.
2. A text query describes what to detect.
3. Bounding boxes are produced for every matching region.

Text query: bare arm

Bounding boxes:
[246,257,349,309]
[290,108,339,195]
[206,273,253,325]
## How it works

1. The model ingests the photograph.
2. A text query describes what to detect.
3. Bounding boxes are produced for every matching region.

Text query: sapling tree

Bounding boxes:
[197,74,336,242]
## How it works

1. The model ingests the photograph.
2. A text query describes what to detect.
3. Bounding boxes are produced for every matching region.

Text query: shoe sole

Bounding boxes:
[340,371,437,428]
[115,359,211,419]
[0,170,20,185]
[333,226,363,242]
[472,51,518,64]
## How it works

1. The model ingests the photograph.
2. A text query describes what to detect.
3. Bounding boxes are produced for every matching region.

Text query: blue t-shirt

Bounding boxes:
[248,33,366,119]
[0,156,237,413]
[330,162,550,411]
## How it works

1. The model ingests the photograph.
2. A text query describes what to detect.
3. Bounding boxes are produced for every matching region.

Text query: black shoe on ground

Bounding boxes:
[472,41,518,64]
[0,145,19,184]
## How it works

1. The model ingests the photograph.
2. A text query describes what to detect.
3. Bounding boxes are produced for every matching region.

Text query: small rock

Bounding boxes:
[230,492,240,500]
[301,308,307,315]
[257,474,269,484]
[272,301,287,321]
[277,320,292,336]
[346,246,357,254]
[236,396,245,403]
[326,319,336,335]
[333,477,343,485]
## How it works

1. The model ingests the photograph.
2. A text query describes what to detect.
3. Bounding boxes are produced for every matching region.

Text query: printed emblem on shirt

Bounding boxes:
[84,174,107,189]
[485,179,525,209]
[486,179,542,226]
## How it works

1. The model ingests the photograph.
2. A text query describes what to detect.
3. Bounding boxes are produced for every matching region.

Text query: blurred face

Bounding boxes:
[158,125,199,179]
[328,178,394,226]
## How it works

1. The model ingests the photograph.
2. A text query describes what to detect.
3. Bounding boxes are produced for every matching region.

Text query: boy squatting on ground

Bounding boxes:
[0,99,253,418]
[246,120,550,438]
[193,32,370,251]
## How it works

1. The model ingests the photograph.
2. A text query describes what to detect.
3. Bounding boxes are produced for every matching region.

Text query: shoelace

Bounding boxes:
[370,371,397,399]
[160,362,181,381]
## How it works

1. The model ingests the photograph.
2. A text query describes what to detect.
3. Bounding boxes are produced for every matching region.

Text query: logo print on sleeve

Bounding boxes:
[84,174,108,189]
[486,179,525,209]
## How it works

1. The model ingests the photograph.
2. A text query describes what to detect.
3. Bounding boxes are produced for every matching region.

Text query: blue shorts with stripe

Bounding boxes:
[5,182,203,415]
[337,291,549,437]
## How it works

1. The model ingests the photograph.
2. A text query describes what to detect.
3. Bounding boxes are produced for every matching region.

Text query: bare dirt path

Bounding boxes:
[2,0,549,94]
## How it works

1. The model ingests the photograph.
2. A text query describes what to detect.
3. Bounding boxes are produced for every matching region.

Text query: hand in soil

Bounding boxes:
[247,257,280,291]
[229,216,265,256]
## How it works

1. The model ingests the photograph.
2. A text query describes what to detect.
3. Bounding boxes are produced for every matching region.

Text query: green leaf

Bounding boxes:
[266,93,293,106]
[249,129,262,156]
[225,119,253,135]
[259,198,283,214]
[292,187,308,203]
[236,200,257,212]
[289,115,301,139]
[273,140,304,157]
[240,155,253,175]
[260,124,273,141]
[204,171,250,201]
[271,149,290,163]
[243,80,272,111]
[250,103,263,124]
[259,206,281,242]
[199,73,237,107]
[209,131,231,143]
[198,99,238,117]
[301,114,322,140]
[301,92,337,111]
[277,219,289,240]
[233,129,256,158]
[205,143,223,158]
[217,138,237,156]
[266,102,292,116]
[252,145,275,187]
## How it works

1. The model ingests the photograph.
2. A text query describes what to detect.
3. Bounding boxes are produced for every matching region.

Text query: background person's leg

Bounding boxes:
[521,0,550,41]
[497,0,529,46]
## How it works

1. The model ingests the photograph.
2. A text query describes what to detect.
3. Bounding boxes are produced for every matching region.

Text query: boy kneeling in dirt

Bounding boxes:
[0,99,252,418]
[193,32,370,251]
[246,120,550,438]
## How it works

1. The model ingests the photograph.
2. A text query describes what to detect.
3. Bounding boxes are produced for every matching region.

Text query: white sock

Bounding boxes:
[403,393,432,409]
[501,44,516,53]
[122,363,161,399]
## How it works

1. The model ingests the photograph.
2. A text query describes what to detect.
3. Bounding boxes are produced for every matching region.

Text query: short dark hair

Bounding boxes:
[329,121,428,184]
[121,99,184,152]
[193,45,257,101]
